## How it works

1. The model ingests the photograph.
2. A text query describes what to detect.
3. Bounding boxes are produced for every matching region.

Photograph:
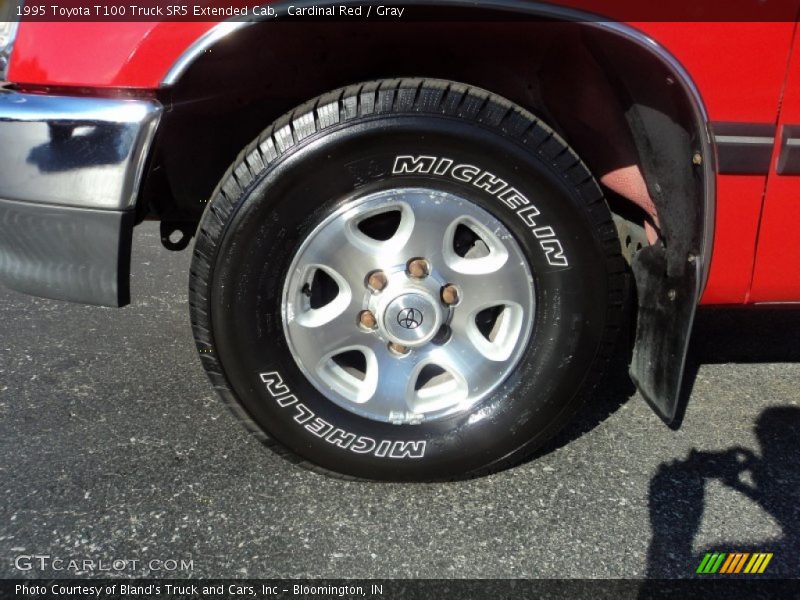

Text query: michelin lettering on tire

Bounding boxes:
[392,155,569,268]
[259,372,427,459]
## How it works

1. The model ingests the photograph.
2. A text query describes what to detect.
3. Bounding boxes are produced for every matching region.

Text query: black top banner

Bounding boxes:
[4,0,800,22]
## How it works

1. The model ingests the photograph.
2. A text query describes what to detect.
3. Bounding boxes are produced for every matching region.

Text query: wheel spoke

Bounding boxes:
[285,298,364,371]
[320,235,381,291]
[452,260,533,325]
[397,192,466,264]
[435,330,491,377]
[362,343,420,420]
[449,279,529,364]
[326,199,419,281]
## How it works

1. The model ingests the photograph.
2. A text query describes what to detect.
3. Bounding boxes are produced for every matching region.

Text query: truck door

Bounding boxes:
[750,22,800,303]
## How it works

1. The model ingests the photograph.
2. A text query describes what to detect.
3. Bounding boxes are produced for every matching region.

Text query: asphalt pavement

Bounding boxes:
[0,222,798,579]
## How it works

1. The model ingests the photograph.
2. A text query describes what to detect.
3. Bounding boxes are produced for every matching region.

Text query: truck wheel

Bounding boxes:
[189,79,624,481]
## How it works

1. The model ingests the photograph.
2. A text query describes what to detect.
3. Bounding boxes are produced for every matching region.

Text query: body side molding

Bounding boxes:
[777,125,800,175]
[713,122,776,175]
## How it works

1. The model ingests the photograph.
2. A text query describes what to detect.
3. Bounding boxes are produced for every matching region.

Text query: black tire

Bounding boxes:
[189,78,625,481]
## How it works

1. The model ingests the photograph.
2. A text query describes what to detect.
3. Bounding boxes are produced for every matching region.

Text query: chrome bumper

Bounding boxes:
[0,90,161,306]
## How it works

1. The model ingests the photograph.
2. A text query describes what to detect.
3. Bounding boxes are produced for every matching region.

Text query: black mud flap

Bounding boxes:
[587,32,710,428]
[630,244,700,425]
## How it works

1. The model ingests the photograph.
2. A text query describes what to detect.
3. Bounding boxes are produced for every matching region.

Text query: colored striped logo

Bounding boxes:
[696,552,773,574]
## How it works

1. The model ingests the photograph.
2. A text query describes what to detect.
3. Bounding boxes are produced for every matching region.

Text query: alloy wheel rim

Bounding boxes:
[282,188,535,424]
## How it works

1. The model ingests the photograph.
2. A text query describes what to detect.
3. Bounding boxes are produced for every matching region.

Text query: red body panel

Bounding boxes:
[701,176,767,304]
[635,22,795,122]
[750,35,800,303]
[7,8,800,305]
[9,22,214,89]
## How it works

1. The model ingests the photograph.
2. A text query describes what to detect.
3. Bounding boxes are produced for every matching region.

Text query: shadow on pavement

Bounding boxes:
[673,307,800,428]
[645,308,800,579]
[642,406,800,583]
[688,307,800,364]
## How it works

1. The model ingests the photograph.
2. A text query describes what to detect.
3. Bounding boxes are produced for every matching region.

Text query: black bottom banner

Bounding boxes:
[2,579,799,600]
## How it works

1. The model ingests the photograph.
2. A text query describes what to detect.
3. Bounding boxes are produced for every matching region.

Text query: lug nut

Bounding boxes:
[367,271,387,292]
[359,310,377,329]
[441,284,460,306]
[388,342,410,355]
[407,258,430,279]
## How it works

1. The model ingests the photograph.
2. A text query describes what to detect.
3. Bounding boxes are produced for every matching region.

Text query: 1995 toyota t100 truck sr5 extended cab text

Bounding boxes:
[1,1,799,480]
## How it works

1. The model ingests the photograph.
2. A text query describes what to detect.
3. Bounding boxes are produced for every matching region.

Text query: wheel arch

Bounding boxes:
[151,1,716,424]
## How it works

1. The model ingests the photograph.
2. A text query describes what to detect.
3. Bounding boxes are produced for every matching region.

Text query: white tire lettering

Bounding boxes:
[374,440,392,458]
[540,239,568,267]
[260,372,290,397]
[498,187,529,210]
[305,417,334,438]
[432,158,453,175]
[350,436,377,454]
[517,205,540,226]
[275,394,298,408]
[293,403,314,424]
[450,164,481,183]
[532,226,555,239]
[389,440,426,459]
[325,428,357,449]
[473,171,508,195]
[392,155,436,174]
[391,155,569,267]
[258,372,426,459]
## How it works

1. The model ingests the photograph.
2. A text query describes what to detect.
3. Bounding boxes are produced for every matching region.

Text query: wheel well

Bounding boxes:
[146,7,713,423]
[146,17,704,245]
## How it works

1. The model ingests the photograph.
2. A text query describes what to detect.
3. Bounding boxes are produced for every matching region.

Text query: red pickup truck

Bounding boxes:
[1,2,798,480]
